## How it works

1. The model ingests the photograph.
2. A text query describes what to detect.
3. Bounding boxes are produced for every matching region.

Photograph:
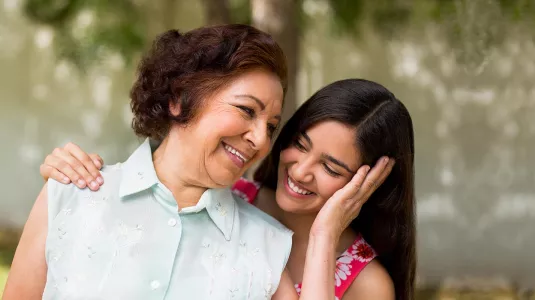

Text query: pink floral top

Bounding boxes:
[231,177,377,300]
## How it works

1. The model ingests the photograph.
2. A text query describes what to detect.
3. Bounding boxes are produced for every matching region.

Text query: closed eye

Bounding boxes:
[322,163,341,177]
[267,124,277,138]
[237,105,255,118]
[293,137,306,151]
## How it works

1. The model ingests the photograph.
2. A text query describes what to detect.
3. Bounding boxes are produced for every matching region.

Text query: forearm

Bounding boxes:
[299,233,338,300]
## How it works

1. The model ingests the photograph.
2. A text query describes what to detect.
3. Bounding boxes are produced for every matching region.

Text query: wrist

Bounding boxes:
[309,229,339,248]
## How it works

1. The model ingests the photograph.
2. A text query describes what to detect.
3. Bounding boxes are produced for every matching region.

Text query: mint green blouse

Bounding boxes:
[43,139,293,299]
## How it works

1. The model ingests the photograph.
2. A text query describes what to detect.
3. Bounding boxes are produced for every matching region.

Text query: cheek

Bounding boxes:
[315,175,349,202]
[201,110,247,135]
[256,144,271,160]
[279,147,299,164]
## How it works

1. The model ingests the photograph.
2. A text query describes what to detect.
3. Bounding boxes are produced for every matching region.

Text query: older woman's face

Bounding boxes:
[172,69,283,187]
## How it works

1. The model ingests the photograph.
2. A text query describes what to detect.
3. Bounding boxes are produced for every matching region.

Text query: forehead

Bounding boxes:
[219,69,284,113]
[304,121,362,168]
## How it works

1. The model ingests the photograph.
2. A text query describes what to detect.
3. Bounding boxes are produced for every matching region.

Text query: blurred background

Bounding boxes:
[1,0,534,298]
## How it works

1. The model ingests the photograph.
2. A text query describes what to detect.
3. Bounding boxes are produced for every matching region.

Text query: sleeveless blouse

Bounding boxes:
[231,177,377,300]
[43,139,293,300]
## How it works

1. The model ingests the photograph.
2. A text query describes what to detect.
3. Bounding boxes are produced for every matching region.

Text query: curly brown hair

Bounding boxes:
[129,24,288,140]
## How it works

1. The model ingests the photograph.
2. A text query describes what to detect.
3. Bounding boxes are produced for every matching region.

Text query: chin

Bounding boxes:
[275,187,324,214]
[274,188,299,213]
[207,169,242,188]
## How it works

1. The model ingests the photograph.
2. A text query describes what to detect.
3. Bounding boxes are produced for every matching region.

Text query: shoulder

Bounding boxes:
[99,162,125,182]
[46,178,82,223]
[342,259,395,300]
[47,162,123,223]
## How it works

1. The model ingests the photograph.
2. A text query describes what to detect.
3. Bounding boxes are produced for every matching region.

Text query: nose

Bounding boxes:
[243,121,269,152]
[289,157,314,184]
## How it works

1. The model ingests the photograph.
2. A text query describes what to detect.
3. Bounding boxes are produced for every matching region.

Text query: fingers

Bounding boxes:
[375,158,395,189]
[64,143,103,190]
[44,153,81,186]
[89,154,104,170]
[46,151,88,189]
[336,165,371,200]
[328,156,394,217]
[350,156,395,211]
[361,156,391,193]
[40,164,70,184]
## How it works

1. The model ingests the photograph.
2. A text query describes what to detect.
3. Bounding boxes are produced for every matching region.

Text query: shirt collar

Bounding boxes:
[180,188,237,241]
[119,138,159,198]
[119,138,237,241]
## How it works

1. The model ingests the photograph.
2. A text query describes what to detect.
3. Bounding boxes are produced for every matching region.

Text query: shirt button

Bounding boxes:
[167,218,177,227]
[150,280,161,290]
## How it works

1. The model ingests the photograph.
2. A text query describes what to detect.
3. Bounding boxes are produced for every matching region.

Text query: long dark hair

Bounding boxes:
[254,79,416,300]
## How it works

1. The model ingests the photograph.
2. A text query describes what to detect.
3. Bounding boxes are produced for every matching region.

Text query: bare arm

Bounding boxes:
[3,185,49,299]
[342,260,394,300]
[272,269,299,300]
[272,235,337,300]
[298,233,338,299]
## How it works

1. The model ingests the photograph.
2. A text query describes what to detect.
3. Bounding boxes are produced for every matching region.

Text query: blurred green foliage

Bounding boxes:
[22,0,535,70]
[24,0,145,70]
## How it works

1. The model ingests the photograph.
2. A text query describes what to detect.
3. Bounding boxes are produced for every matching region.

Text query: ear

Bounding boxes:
[169,99,181,117]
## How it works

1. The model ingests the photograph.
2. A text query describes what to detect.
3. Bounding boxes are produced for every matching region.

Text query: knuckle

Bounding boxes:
[70,173,80,181]
[365,180,376,190]
[44,154,54,164]
[81,156,93,166]
[57,160,68,169]
[72,162,85,172]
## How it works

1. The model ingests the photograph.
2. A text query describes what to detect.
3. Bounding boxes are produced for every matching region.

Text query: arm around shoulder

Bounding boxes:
[2,184,50,299]
[342,260,395,300]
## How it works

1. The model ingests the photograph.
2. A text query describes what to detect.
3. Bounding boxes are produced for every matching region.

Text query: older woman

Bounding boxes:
[4,25,389,300]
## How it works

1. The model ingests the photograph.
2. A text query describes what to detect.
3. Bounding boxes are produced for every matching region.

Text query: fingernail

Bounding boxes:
[63,177,70,183]
[366,166,371,172]
[383,157,389,164]
[90,181,98,189]
[77,179,86,188]
[96,176,104,185]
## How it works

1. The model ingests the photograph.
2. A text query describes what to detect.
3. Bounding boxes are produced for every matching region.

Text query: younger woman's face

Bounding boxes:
[276,120,362,214]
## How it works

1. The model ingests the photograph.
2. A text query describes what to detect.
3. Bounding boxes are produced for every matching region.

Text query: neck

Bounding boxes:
[281,209,357,259]
[280,210,317,242]
[152,133,207,208]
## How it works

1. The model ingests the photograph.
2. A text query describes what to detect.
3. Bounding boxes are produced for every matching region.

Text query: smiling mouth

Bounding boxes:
[286,174,314,195]
[222,142,250,164]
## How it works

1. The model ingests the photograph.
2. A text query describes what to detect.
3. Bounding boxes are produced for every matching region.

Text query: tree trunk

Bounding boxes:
[202,0,231,25]
[250,0,300,125]
[247,0,301,178]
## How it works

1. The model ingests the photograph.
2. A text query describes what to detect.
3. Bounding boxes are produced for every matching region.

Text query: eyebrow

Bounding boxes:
[235,94,281,121]
[301,132,355,173]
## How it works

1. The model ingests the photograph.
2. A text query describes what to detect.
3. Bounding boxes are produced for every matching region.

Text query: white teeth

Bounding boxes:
[287,177,312,195]
[224,144,248,162]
